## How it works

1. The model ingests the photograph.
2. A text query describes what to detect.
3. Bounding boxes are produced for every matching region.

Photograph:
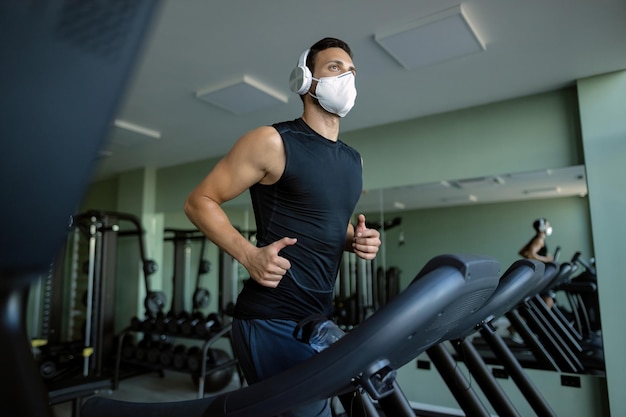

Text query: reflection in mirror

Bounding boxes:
[355,165,587,213]
[354,165,605,377]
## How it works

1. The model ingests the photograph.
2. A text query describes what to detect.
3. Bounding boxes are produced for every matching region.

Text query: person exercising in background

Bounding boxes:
[184,37,381,417]
[519,218,555,307]
[519,218,554,262]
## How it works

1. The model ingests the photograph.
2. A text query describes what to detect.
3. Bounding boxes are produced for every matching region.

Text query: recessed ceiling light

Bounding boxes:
[375,4,485,70]
[196,75,288,115]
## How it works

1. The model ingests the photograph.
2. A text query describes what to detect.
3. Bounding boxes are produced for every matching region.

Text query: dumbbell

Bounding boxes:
[186,346,203,373]
[141,316,158,333]
[144,290,166,317]
[147,342,168,364]
[194,312,222,338]
[172,345,188,370]
[154,311,175,334]
[180,312,205,337]
[193,287,211,310]
[39,360,57,379]
[134,339,150,362]
[166,312,190,335]
[143,259,159,276]
[159,344,175,368]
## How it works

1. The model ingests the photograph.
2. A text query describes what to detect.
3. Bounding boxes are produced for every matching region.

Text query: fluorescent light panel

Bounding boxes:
[110,119,161,149]
[418,180,452,190]
[523,187,561,196]
[452,175,506,189]
[113,119,161,139]
[442,194,478,203]
[375,4,485,70]
[508,169,553,180]
[196,75,288,115]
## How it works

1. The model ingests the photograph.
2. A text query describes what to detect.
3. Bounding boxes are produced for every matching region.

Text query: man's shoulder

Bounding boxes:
[233,125,283,160]
[272,118,303,134]
[244,124,281,143]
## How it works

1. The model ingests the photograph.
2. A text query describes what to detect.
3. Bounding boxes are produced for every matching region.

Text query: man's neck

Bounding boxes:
[301,105,340,141]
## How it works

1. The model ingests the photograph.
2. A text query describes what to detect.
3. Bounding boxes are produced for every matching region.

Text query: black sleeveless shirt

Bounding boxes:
[233,118,363,321]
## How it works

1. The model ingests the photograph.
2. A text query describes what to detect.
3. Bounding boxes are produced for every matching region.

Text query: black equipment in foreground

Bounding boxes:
[0,2,161,417]
[82,254,501,417]
[449,259,558,417]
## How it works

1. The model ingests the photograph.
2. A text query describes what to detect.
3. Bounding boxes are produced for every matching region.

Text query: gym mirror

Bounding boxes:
[353,164,605,377]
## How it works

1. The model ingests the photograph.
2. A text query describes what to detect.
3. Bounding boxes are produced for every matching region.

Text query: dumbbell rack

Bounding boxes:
[113,317,241,398]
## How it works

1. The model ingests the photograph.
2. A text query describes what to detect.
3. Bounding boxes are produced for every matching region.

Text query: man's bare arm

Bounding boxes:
[184,126,295,287]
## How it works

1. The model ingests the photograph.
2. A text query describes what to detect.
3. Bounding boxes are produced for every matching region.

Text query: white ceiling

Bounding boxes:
[96,0,626,208]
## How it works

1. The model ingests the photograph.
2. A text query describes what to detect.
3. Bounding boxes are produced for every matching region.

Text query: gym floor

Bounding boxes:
[51,370,242,417]
[49,371,364,417]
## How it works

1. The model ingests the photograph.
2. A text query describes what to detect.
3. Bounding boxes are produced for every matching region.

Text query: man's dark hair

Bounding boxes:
[306,37,352,73]
[533,218,548,232]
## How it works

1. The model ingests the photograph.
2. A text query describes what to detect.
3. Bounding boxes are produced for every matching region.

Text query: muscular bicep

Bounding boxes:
[189,126,284,204]
[196,152,260,205]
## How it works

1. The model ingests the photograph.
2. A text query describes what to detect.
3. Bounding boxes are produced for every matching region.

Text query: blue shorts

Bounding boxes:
[231,318,331,417]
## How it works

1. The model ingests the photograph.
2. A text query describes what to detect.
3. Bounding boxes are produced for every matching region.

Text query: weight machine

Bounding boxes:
[29,210,160,415]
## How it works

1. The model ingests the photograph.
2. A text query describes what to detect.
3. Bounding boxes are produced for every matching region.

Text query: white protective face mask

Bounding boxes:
[546,226,553,236]
[309,71,357,117]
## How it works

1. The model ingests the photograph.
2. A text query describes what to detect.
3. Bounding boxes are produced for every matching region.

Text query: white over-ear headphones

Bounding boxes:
[289,49,312,95]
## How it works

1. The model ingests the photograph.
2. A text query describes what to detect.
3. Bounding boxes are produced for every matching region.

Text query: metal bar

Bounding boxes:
[518,303,580,372]
[426,344,491,417]
[479,323,558,417]
[453,338,521,416]
[505,308,560,371]
[338,390,382,417]
[198,325,234,398]
[83,218,97,376]
[530,295,583,353]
